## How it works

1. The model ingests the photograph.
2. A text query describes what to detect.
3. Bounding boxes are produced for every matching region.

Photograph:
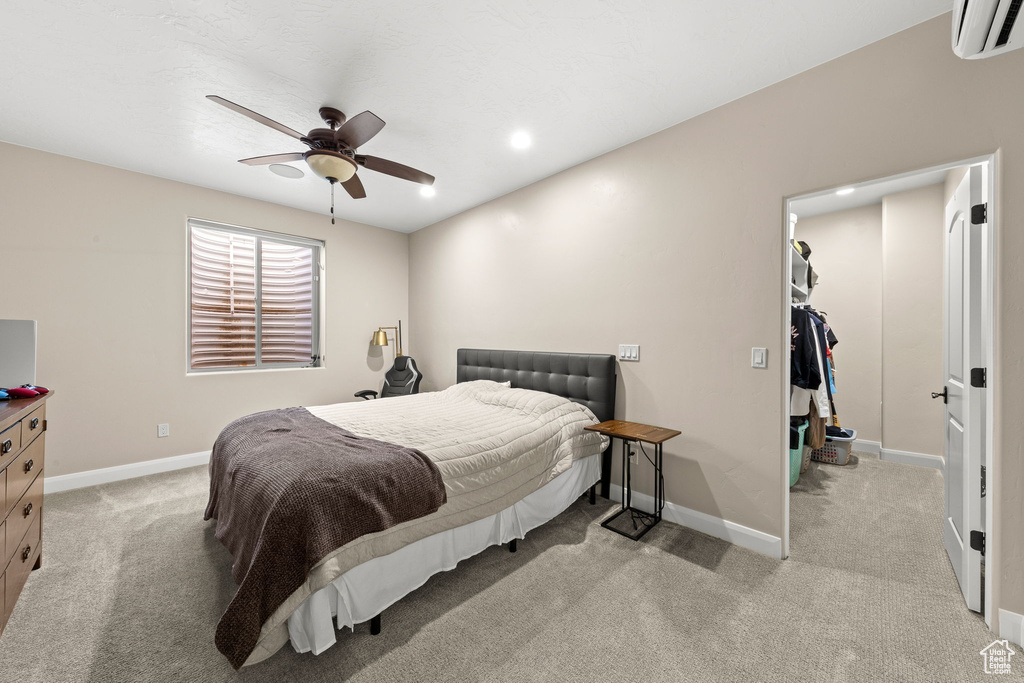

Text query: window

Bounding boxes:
[188,219,322,371]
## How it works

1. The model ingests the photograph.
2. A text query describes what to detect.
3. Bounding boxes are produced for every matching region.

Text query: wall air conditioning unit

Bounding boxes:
[953,0,1023,59]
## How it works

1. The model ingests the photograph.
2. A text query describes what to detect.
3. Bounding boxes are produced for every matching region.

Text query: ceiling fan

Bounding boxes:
[206,95,435,223]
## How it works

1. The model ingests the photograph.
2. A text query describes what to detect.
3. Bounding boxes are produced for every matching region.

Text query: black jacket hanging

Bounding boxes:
[791,307,822,390]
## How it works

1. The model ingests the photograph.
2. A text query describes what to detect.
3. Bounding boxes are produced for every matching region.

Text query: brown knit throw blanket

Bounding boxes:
[204,406,446,669]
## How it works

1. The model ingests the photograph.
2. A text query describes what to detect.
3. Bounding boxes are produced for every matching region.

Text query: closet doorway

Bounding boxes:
[780,155,996,625]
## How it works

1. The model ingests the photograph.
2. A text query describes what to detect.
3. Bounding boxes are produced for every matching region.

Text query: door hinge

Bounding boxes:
[981,465,986,498]
[970,530,986,556]
[970,367,987,388]
[971,203,988,224]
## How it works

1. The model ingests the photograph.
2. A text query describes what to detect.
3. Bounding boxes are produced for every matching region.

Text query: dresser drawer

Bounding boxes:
[5,435,43,516]
[0,520,4,576]
[5,512,39,620]
[5,475,41,569]
[21,404,45,446]
[0,422,20,464]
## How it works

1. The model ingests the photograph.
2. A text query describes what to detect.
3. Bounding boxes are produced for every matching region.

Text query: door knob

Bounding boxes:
[931,387,948,404]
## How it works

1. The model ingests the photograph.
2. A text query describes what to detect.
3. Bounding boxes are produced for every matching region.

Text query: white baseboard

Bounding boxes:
[609,484,782,559]
[879,447,944,471]
[44,450,211,493]
[853,439,880,455]
[1000,609,1024,649]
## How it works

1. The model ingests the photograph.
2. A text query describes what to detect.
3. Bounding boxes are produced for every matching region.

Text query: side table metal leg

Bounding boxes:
[620,438,627,510]
[656,443,663,520]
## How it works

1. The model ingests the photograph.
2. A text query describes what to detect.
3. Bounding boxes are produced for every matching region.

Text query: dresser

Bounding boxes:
[0,392,49,636]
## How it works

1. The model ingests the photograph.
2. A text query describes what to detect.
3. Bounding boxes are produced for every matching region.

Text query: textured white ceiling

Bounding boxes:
[0,1,949,232]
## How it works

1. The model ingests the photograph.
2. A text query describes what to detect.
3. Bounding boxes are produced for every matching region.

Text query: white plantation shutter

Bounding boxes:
[261,241,314,364]
[188,221,321,371]
[190,227,257,369]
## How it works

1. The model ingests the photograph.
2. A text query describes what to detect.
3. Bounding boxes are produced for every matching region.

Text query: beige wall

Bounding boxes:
[0,141,409,478]
[409,15,1023,620]
[795,204,883,443]
[882,184,946,457]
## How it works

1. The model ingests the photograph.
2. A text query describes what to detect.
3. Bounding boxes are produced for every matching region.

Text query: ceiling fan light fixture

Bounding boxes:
[304,150,358,183]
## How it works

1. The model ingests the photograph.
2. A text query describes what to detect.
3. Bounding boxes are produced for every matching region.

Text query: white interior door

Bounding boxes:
[941,165,985,612]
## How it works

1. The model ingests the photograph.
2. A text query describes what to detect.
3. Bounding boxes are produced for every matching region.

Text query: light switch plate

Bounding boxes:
[751,347,768,369]
[618,344,640,362]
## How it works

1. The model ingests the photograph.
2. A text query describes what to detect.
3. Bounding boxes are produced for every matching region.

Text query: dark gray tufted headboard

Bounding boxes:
[456,348,617,496]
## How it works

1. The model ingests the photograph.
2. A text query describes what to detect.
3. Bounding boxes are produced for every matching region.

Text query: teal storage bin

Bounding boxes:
[790,421,808,487]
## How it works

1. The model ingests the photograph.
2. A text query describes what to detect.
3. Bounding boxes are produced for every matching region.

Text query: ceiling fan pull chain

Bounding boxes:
[330,180,335,225]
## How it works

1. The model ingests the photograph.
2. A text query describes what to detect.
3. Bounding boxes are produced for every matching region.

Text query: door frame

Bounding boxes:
[780,153,998,626]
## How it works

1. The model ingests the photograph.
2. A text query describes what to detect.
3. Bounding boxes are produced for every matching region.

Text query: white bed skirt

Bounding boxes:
[287,453,602,656]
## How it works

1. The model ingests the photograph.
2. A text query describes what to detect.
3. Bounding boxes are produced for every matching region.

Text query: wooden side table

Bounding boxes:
[584,420,681,541]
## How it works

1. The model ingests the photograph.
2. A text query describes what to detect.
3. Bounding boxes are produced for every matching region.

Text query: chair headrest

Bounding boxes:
[393,356,410,371]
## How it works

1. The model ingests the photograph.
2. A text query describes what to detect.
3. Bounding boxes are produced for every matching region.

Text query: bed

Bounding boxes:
[206,348,616,668]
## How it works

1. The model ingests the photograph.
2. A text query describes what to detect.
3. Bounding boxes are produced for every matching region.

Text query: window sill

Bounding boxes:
[186,365,324,377]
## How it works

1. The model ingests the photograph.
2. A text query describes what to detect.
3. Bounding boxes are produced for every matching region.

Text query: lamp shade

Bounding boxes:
[372,329,389,346]
[304,150,358,182]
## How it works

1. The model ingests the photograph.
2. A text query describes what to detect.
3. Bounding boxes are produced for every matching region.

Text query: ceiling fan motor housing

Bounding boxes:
[303,128,344,150]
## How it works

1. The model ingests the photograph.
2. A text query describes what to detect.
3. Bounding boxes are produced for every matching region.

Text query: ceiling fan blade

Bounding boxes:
[335,111,385,149]
[207,95,304,140]
[357,155,435,185]
[238,152,306,166]
[341,174,367,199]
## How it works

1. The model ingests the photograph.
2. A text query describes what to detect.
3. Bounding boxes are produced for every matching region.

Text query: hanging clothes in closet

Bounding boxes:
[790,305,840,450]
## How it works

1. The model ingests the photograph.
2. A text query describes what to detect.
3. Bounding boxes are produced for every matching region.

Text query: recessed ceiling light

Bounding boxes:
[836,187,855,196]
[420,186,436,198]
[510,131,532,150]
[269,164,304,179]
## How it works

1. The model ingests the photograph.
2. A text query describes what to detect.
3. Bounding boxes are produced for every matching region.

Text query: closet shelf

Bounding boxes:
[791,243,809,266]
[790,240,811,303]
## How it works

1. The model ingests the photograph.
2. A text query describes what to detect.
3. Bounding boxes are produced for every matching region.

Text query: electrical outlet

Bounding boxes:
[157,423,170,438]
[629,447,638,464]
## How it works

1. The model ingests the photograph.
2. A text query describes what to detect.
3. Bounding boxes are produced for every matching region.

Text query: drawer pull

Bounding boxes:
[24,458,34,473]
[29,417,40,430]
[23,501,33,517]
[1,439,11,454]
[22,545,31,562]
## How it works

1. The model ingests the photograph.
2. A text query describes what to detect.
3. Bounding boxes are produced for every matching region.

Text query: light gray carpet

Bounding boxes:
[0,452,1016,682]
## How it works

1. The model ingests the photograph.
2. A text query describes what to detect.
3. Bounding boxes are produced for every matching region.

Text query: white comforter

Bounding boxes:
[309,379,606,500]
[243,380,607,666]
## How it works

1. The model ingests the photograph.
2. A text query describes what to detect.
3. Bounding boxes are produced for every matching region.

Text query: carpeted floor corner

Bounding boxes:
[0,451,1016,682]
